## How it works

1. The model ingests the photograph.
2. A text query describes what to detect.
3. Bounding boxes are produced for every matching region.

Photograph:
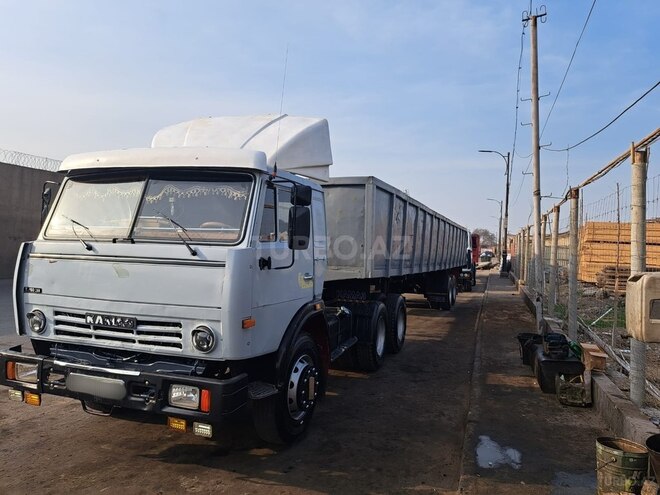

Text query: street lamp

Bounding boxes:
[487,198,502,264]
[479,150,511,277]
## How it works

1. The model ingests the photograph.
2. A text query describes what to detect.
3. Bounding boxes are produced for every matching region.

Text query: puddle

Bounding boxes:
[550,471,596,495]
[475,435,522,469]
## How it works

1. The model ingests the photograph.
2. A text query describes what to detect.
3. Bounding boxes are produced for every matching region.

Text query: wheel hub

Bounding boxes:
[287,354,319,422]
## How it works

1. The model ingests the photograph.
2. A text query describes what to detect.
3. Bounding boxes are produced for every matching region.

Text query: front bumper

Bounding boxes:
[0,345,248,423]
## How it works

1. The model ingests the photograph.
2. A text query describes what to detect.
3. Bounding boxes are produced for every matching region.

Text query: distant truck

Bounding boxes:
[458,233,479,291]
[471,233,480,266]
[0,115,468,443]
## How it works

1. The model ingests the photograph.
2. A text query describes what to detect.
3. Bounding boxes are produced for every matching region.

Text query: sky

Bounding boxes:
[0,0,658,235]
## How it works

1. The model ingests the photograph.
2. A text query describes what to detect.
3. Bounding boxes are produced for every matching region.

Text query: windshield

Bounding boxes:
[45,172,253,244]
[46,178,143,239]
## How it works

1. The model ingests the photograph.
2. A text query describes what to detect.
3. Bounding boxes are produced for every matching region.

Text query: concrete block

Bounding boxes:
[592,372,659,446]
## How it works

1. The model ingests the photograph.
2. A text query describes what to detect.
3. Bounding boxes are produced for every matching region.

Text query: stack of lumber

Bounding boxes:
[578,221,660,284]
[595,265,630,292]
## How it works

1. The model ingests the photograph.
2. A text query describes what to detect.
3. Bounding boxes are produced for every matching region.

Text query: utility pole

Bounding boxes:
[487,198,503,260]
[479,150,511,275]
[502,152,511,276]
[524,8,546,297]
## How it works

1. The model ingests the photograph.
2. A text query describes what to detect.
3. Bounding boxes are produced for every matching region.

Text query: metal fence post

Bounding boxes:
[630,145,649,406]
[526,225,533,289]
[521,229,527,284]
[548,205,560,317]
[568,188,579,340]
[541,214,547,265]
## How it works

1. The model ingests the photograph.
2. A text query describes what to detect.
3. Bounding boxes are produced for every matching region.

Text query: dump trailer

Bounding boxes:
[0,115,468,444]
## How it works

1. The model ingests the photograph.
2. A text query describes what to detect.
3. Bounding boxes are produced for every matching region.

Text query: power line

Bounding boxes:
[540,0,597,139]
[509,24,526,206]
[546,79,660,153]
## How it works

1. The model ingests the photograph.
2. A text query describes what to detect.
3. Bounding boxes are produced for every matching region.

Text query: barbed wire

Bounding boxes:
[0,148,61,172]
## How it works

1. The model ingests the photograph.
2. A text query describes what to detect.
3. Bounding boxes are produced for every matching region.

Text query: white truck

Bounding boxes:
[0,115,468,443]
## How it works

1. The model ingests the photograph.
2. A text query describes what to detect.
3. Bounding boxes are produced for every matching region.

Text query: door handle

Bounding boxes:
[303,273,314,281]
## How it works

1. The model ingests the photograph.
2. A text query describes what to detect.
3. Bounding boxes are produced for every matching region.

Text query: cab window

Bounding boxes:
[258,184,291,243]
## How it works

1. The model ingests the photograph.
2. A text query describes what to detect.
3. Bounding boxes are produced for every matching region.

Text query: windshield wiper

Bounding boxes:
[62,215,96,251]
[153,210,198,257]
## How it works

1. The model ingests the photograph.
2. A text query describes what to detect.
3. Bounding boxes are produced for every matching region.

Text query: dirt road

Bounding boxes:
[0,284,483,494]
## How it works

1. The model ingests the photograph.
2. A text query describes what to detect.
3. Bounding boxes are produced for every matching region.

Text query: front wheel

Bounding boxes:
[252,333,321,444]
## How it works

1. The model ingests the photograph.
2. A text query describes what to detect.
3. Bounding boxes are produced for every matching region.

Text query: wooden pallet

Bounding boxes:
[595,265,629,292]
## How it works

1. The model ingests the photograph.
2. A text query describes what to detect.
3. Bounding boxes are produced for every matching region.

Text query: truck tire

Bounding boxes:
[449,275,457,306]
[385,294,406,354]
[440,274,453,310]
[252,333,321,444]
[355,302,387,371]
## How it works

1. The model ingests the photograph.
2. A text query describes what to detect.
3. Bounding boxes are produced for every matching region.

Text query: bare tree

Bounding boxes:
[472,228,497,249]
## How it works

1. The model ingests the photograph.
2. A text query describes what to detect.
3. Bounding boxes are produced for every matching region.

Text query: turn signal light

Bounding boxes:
[24,392,41,406]
[200,389,211,413]
[242,318,256,329]
[167,416,187,432]
[6,361,16,380]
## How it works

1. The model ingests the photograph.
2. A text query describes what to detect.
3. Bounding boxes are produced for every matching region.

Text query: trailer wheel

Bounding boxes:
[385,294,406,354]
[449,275,457,306]
[439,274,452,310]
[252,333,321,444]
[355,302,387,371]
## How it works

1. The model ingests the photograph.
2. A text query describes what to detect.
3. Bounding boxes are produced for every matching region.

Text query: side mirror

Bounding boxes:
[41,181,59,225]
[288,206,310,250]
[292,185,312,207]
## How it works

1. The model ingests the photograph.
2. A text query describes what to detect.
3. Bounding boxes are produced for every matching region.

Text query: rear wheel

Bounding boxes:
[252,333,321,444]
[385,294,406,354]
[355,302,388,371]
[440,273,454,310]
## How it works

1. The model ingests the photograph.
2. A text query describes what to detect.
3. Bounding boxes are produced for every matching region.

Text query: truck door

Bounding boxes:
[252,182,314,310]
[311,189,326,299]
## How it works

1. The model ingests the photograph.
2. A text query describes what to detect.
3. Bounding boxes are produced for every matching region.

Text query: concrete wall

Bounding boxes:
[0,162,61,279]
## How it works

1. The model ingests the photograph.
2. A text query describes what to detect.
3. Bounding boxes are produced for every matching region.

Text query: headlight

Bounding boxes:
[15,362,38,383]
[191,326,215,353]
[168,384,200,410]
[27,310,47,334]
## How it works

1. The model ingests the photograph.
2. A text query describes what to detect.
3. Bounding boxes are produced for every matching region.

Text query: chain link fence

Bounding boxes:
[510,129,660,406]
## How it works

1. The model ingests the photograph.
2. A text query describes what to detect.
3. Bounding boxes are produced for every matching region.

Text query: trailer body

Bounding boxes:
[323,176,467,281]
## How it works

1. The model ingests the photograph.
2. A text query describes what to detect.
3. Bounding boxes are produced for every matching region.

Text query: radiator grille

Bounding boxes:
[53,310,183,350]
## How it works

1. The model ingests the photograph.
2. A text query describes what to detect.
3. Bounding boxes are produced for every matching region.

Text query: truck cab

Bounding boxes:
[3,116,334,443]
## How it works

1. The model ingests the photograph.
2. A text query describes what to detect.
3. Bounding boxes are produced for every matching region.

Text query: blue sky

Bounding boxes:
[0,1,657,234]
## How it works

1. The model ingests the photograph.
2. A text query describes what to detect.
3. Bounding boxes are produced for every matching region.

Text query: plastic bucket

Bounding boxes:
[596,437,648,494]
[645,433,660,480]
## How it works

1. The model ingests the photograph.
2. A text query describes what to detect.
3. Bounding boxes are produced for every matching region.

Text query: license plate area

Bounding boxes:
[66,373,127,400]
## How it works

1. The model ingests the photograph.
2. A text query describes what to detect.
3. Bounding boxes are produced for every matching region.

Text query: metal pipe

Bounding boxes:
[548,205,560,317]
[568,188,579,340]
